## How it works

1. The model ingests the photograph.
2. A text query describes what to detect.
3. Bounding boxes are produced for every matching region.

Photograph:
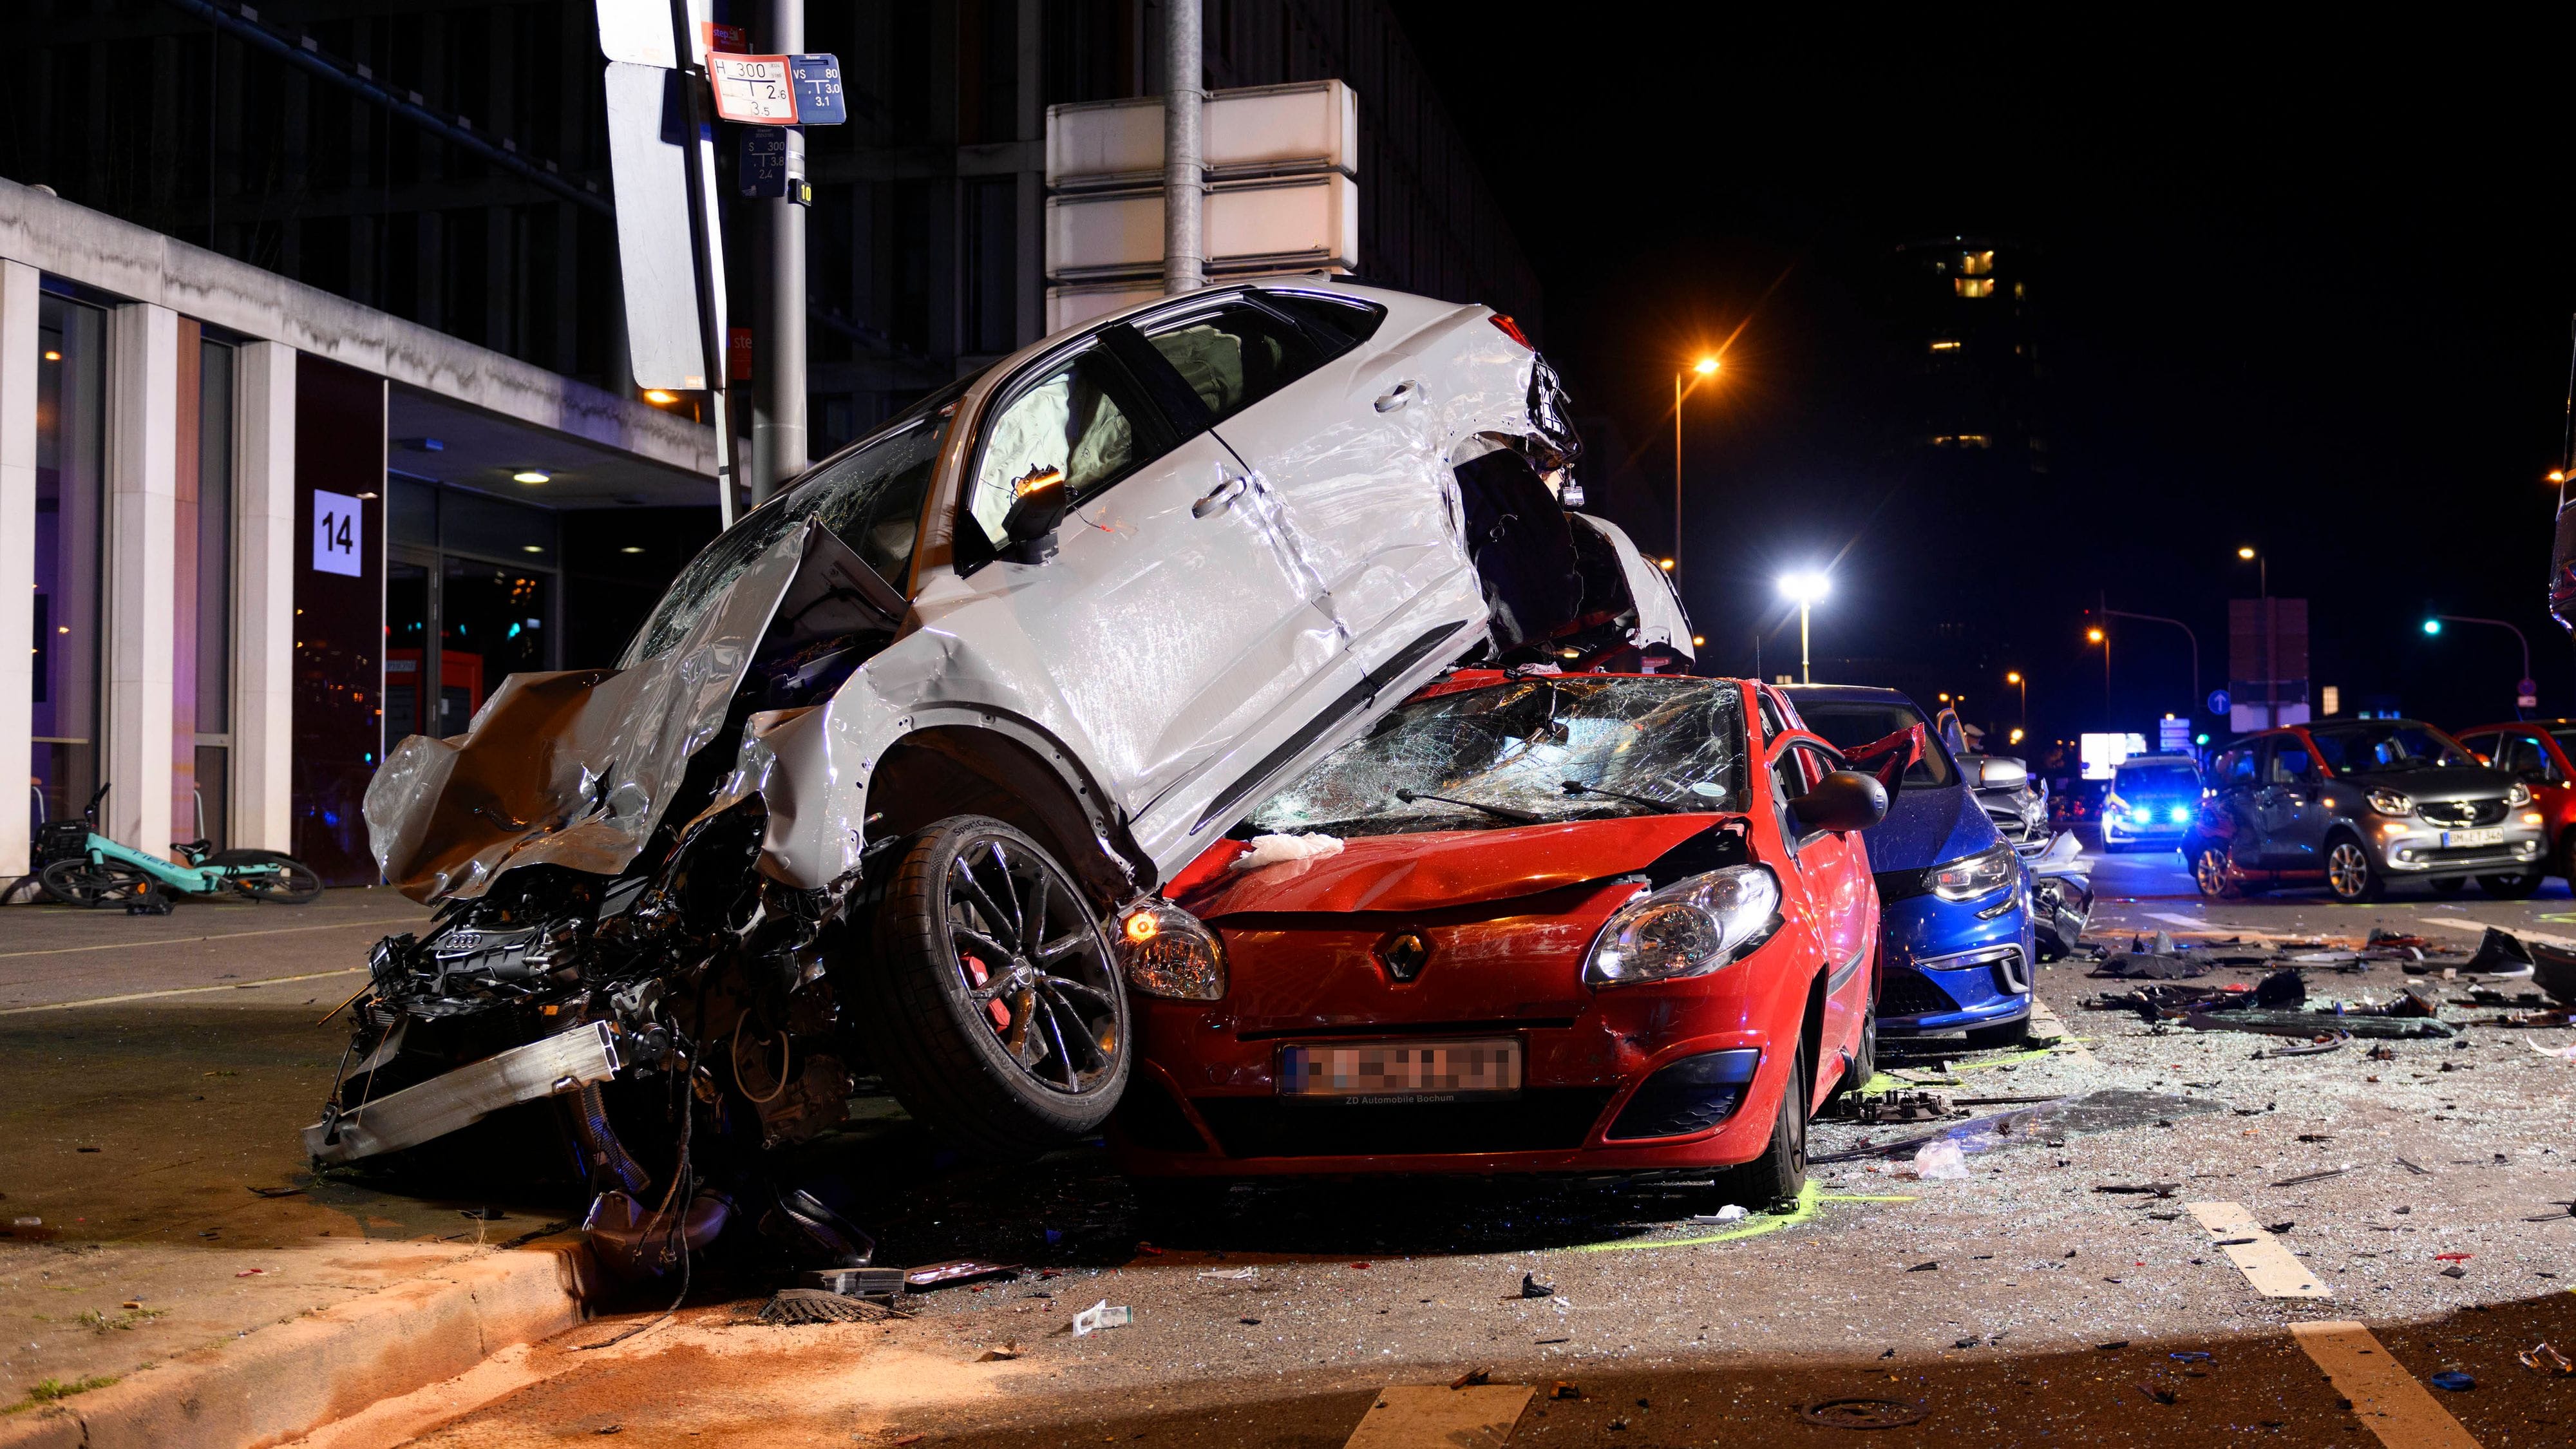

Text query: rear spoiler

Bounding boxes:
[1842,724,1926,808]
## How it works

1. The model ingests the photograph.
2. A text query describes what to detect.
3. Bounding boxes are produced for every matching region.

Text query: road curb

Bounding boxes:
[0,1235,598,1449]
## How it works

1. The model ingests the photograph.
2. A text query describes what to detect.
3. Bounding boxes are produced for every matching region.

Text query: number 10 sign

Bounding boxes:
[313,490,365,578]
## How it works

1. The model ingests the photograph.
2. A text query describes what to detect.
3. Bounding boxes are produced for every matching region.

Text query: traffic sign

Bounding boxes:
[2520,676,2539,710]
[788,54,846,124]
[710,53,797,124]
[739,127,788,196]
[2208,689,2231,715]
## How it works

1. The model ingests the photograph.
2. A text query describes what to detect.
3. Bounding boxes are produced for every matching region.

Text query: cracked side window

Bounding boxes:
[1244,677,1748,838]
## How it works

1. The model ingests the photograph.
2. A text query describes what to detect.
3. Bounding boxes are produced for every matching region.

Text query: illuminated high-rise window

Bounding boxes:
[1955,277,1996,299]
[1960,250,1995,276]
[1929,339,1963,352]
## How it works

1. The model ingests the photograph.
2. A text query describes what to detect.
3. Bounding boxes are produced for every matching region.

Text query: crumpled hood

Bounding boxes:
[1859,781,1996,873]
[1175,814,1725,918]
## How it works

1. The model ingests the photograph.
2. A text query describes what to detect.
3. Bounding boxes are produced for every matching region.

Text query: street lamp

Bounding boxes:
[1672,355,1721,578]
[2423,613,2537,717]
[1777,571,1828,685]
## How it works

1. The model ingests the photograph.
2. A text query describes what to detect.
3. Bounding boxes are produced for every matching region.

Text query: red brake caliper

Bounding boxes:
[960,952,1012,1034]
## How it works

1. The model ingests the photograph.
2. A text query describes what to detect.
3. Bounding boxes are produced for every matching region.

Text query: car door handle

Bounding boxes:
[1191,473,1249,518]
[1372,380,1419,413]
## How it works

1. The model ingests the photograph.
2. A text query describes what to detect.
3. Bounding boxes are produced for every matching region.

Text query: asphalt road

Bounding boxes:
[14,852,2576,1444]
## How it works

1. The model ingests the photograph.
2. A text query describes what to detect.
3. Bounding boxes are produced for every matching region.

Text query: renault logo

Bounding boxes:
[1376,931,1430,983]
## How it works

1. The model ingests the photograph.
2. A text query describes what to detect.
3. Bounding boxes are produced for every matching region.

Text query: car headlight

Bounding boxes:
[2506,782,2533,808]
[1584,866,1781,986]
[1929,843,2017,902]
[1115,901,1227,1000]
[2103,792,2127,817]
[2366,788,2415,817]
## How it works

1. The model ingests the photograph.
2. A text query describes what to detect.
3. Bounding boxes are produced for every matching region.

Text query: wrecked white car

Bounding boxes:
[314,281,1689,1233]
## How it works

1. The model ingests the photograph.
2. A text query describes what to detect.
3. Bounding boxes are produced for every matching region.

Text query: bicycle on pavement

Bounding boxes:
[35,784,324,907]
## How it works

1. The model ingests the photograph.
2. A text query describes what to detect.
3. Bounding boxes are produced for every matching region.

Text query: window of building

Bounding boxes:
[187,339,236,847]
[1959,250,1995,276]
[1954,276,1996,299]
[1929,339,1962,352]
[31,294,106,833]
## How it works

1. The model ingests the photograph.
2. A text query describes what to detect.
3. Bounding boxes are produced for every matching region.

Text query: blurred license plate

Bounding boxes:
[2441,828,2503,848]
[1278,1039,1522,1101]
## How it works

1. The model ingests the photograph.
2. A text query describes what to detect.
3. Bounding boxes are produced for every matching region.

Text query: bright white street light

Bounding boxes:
[1776,572,1830,683]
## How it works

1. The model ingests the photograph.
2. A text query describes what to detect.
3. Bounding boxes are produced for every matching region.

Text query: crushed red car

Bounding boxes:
[1106,670,1886,1206]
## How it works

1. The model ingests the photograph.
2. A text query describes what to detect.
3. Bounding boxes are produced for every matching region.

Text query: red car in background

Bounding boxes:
[2453,720,2576,881]
[1104,670,1886,1211]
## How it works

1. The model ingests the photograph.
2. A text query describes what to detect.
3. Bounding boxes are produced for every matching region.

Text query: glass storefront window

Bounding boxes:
[31,295,105,832]
[190,339,235,846]
[438,558,549,735]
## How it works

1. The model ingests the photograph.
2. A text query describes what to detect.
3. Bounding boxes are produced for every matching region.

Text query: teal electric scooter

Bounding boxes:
[37,784,323,907]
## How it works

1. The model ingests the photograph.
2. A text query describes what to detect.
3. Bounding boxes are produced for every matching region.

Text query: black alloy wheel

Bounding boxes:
[2324,835,2383,904]
[208,849,325,904]
[39,858,156,909]
[851,816,1129,1160]
[1830,1004,1877,1103]
[2192,845,2240,900]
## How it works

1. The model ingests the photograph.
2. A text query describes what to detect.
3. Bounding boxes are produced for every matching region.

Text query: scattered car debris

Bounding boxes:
[1819,1089,1961,1124]
[1913,1141,1971,1180]
[246,1186,305,1198]
[1448,1368,1491,1389]
[1196,1267,1258,1282]
[1549,1382,1584,1401]
[1797,1398,1928,1429]
[2465,927,2536,976]
[2258,1032,2352,1058]
[2094,1182,2181,1198]
[2268,1168,2350,1188]
[809,1266,908,1298]
[1519,1274,1558,1299]
[2520,1343,2575,1377]
[2184,1009,2453,1040]
[1692,1206,1751,1224]
[905,1260,1021,1292]
[1070,1300,1130,1336]
[757,1289,902,1325]
[2429,1370,2475,1391]
[974,1343,1019,1362]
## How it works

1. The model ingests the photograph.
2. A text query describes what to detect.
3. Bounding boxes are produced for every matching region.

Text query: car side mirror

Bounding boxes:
[1976,757,2027,788]
[1790,770,1888,838]
[1001,464,1068,545]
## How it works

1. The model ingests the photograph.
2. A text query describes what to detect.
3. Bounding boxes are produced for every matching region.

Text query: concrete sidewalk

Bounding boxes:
[0,889,607,1447]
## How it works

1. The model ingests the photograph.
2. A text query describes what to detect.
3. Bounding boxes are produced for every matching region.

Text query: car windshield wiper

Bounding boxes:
[1392,789,1544,825]
[1560,779,1688,815]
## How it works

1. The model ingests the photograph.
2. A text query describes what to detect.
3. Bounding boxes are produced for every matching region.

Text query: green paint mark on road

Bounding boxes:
[1571,1182,1918,1254]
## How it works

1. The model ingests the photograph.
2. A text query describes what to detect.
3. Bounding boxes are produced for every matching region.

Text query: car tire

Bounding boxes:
[205,849,324,904]
[2427,876,2468,896]
[1963,1016,2029,1050]
[39,857,155,909]
[1829,1004,1877,1103]
[1712,1037,1808,1210]
[2324,833,2383,904]
[848,815,1130,1162]
[2191,845,2240,900]
[2479,869,2544,900]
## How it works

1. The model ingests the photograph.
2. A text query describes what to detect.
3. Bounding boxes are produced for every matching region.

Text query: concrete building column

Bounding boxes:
[103,303,180,857]
[0,261,36,876]
[231,341,296,853]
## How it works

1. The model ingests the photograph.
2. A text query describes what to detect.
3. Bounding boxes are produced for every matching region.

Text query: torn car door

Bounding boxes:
[929,338,1341,826]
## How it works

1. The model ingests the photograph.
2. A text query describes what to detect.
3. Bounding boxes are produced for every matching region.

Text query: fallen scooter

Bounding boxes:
[35,784,323,908]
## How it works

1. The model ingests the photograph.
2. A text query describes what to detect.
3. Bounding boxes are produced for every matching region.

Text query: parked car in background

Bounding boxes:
[1110,672,1884,1209]
[2453,721,2576,884]
[2188,720,2546,902]
[2101,752,2202,853]
[1781,685,2033,1047]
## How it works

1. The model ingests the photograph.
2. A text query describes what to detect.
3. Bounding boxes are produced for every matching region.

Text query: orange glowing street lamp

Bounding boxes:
[1673,355,1722,578]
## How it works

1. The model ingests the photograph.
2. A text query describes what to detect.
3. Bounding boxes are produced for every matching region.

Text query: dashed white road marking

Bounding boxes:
[2187,1200,2331,1299]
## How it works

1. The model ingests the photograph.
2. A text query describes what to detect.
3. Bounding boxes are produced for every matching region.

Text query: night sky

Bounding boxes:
[1394,12,2576,748]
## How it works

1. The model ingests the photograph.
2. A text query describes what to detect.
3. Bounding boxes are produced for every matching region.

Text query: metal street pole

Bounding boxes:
[1162,0,1203,294]
[1799,600,1812,685]
[667,0,736,528]
[2103,608,2201,708]
[2429,614,2536,716]
[1674,372,1683,574]
[751,0,808,504]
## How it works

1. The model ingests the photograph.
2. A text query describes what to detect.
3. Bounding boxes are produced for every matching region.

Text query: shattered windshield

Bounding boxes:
[622,390,965,666]
[1243,676,1748,838]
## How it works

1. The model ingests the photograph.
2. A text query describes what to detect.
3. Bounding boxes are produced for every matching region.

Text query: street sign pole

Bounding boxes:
[669,0,737,528]
[752,0,808,506]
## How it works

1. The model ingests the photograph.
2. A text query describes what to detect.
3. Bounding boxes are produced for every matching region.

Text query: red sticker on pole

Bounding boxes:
[709,53,797,124]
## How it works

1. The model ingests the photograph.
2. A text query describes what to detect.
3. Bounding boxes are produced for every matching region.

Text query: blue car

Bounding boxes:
[1782,685,2036,1046]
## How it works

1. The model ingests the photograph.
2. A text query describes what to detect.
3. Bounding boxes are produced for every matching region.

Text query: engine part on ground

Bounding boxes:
[756,1288,905,1325]
[809,1266,909,1297]
[303,1021,622,1162]
[587,1187,733,1280]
